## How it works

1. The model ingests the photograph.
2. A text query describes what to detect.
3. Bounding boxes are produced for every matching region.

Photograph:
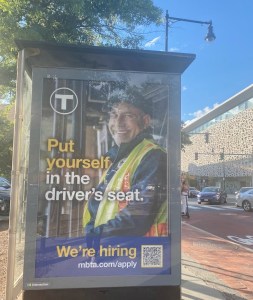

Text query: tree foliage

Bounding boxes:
[0,104,13,177]
[0,0,163,100]
[0,1,163,175]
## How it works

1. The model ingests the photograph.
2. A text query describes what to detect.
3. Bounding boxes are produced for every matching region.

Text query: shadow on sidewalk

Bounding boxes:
[182,257,251,300]
[183,258,253,283]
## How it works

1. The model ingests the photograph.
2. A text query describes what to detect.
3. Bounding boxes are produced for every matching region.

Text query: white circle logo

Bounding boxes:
[50,87,78,115]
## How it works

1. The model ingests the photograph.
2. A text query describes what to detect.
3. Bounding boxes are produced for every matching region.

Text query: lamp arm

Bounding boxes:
[168,16,212,26]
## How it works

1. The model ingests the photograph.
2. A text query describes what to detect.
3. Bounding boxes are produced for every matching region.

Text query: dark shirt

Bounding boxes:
[85,129,167,237]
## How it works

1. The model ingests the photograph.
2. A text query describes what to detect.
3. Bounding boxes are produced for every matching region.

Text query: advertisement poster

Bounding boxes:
[24,69,173,289]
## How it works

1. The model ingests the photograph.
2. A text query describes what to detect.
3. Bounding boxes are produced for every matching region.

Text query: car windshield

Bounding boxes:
[202,187,219,193]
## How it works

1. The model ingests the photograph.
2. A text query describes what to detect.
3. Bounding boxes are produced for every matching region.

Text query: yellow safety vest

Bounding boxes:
[83,139,168,236]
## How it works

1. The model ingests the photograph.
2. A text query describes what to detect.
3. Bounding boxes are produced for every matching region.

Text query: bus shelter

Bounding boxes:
[6,40,195,300]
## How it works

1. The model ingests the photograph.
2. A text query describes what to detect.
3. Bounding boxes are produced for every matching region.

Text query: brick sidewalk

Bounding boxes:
[182,222,253,300]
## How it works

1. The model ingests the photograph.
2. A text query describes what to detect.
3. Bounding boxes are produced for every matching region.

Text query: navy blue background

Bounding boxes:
[35,236,171,278]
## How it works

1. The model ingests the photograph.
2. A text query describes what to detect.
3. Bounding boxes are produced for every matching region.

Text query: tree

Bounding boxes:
[0,0,163,101]
[0,104,14,177]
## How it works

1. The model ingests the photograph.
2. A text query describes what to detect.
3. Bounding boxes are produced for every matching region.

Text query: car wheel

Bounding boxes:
[242,200,252,212]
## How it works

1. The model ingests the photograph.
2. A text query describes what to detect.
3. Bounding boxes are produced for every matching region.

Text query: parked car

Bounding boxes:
[0,177,11,215]
[235,187,253,202]
[0,189,10,215]
[188,187,200,198]
[235,189,253,212]
[197,186,227,204]
[0,177,11,190]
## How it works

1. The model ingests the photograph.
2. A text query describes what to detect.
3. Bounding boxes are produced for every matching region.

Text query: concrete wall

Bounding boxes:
[181,108,253,191]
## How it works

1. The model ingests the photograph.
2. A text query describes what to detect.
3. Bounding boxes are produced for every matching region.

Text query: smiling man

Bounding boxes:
[83,88,168,237]
[108,102,151,145]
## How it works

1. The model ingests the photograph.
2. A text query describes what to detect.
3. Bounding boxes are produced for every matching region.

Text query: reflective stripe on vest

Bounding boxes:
[83,139,167,236]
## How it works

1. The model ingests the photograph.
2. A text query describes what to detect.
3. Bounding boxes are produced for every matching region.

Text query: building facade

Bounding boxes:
[182,84,253,193]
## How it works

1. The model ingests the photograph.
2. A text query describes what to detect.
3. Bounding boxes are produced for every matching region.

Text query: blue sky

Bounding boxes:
[143,0,253,122]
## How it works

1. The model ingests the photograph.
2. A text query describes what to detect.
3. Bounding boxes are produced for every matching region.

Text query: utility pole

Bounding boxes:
[221,147,225,191]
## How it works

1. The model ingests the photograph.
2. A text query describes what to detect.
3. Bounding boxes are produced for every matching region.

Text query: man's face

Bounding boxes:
[108,102,151,146]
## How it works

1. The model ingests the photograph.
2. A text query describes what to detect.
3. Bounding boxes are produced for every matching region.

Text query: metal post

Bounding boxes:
[251,154,253,186]
[222,147,225,191]
[165,10,169,52]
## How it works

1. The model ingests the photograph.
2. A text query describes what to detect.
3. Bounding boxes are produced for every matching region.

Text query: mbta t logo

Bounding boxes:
[50,87,78,115]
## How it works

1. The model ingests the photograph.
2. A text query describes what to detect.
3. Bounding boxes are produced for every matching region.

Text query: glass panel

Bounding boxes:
[247,97,253,108]
[37,73,169,238]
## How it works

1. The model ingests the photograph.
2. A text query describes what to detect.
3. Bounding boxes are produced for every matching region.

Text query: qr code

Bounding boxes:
[141,245,163,268]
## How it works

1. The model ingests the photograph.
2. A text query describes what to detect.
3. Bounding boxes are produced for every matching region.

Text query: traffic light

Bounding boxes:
[219,152,224,160]
[204,132,209,143]
[195,152,198,160]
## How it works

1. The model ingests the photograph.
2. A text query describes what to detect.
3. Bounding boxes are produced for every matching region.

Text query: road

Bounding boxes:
[183,197,253,251]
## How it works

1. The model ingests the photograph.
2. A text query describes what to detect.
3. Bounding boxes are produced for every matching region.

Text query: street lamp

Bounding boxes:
[165,10,216,52]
